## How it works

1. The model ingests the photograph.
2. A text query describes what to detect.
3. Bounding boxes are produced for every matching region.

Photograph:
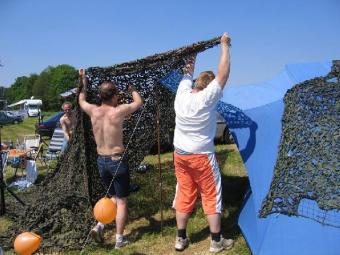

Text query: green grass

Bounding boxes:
[74,144,250,255]
[0,122,250,255]
[1,112,57,143]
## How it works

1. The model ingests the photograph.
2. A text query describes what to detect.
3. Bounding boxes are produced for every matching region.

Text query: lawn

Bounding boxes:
[0,116,251,255]
[1,112,57,143]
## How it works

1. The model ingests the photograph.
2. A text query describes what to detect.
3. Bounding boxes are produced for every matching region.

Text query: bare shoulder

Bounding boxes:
[88,104,101,113]
[116,104,128,110]
[60,114,66,123]
[112,104,128,116]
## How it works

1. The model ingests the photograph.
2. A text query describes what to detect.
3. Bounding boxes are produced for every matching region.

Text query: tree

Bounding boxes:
[6,64,78,110]
[50,64,78,95]
[32,69,52,110]
[5,74,38,104]
[49,65,78,110]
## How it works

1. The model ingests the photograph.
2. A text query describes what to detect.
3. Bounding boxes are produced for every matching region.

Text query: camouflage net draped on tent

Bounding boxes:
[260,60,340,227]
[2,37,221,251]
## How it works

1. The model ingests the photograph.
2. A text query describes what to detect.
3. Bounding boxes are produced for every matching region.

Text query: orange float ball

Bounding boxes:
[93,197,117,224]
[14,232,41,255]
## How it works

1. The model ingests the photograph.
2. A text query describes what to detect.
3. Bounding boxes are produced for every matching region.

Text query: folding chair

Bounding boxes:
[42,127,65,171]
[24,134,40,159]
[0,150,9,181]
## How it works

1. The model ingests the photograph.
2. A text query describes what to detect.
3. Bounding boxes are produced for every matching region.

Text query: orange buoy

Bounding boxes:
[14,232,41,255]
[93,197,117,224]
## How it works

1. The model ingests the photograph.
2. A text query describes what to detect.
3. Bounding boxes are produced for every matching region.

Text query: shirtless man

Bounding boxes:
[78,69,143,249]
[60,102,76,152]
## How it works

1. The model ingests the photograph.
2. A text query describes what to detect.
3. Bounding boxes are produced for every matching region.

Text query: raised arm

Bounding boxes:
[78,68,96,116]
[119,85,143,115]
[183,54,196,77]
[177,54,196,93]
[216,32,231,89]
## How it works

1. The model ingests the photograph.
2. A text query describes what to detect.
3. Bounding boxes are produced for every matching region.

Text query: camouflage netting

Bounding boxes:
[260,60,340,227]
[2,37,221,251]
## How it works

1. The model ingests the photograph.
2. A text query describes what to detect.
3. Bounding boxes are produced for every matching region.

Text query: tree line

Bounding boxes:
[4,64,78,111]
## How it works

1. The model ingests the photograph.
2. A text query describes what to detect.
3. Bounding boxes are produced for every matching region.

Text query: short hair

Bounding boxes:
[62,101,72,110]
[194,71,215,90]
[99,81,117,102]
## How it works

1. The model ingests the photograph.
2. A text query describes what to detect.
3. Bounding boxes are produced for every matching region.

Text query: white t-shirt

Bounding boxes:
[173,75,223,153]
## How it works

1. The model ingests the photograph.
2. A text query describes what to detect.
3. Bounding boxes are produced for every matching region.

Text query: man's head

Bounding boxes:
[62,102,73,114]
[194,71,215,91]
[99,81,118,103]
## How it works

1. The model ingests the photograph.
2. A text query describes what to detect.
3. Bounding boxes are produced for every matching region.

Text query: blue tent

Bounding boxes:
[220,60,339,255]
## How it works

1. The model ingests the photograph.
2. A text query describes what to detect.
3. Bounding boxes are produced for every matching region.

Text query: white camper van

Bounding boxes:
[7,97,42,117]
[26,99,42,117]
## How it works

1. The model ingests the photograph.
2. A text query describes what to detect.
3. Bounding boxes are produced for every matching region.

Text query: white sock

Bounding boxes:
[96,222,104,231]
[116,234,123,242]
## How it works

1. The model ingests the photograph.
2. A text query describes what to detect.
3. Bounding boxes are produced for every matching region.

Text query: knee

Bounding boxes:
[115,197,127,206]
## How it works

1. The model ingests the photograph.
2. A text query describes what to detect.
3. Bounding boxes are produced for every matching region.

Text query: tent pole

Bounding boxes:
[0,126,5,215]
[156,91,163,236]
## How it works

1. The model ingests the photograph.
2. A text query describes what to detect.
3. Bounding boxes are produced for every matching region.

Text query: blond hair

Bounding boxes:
[194,71,215,90]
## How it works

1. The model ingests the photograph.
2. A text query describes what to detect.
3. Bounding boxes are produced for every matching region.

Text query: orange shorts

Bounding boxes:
[172,152,222,215]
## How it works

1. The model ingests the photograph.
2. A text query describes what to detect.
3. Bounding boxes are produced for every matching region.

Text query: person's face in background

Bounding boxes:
[63,104,72,116]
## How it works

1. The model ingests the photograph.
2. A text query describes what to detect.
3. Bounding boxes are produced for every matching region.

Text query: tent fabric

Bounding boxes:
[259,77,339,222]
[2,37,222,251]
[220,60,340,255]
[59,88,77,98]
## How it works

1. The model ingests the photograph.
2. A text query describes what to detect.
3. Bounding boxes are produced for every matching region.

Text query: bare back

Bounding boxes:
[78,74,143,155]
[90,105,127,155]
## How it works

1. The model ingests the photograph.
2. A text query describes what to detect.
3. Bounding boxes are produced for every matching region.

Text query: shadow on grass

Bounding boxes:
[215,146,239,169]
[188,175,249,244]
[127,217,176,243]
[128,163,249,244]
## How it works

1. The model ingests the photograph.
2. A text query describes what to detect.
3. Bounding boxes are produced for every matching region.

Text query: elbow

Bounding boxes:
[138,100,144,108]
[78,95,85,106]
[78,100,85,110]
[217,68,230,87]
[217,75,228,87]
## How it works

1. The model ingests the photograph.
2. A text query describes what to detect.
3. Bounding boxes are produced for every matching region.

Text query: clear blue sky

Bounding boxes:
[1,0,340,88]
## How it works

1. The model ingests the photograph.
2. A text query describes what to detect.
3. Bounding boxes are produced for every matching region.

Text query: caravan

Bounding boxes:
[25,99,42,117]
[7,97,42,117]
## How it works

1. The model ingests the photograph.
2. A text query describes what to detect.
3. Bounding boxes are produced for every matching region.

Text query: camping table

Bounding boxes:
[6,149,31,177]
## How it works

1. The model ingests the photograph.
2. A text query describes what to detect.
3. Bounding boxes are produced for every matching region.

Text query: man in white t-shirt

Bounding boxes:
[172,33,233,253]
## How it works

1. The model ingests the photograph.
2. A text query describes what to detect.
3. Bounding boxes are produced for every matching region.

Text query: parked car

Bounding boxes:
[5,111,25,120]
[5,110,28,120]
[215,113,234,144]
[149,113,234,154]
[35,112,64,137]
[0,111,23,125]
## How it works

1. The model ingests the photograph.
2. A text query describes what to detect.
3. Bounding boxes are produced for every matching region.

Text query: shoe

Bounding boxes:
[136,163,149,174]
[90,226,104,243]
[175,237,190,251]
[115,237,130,249]
[209,236,233,253]
[129,183,140,193]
